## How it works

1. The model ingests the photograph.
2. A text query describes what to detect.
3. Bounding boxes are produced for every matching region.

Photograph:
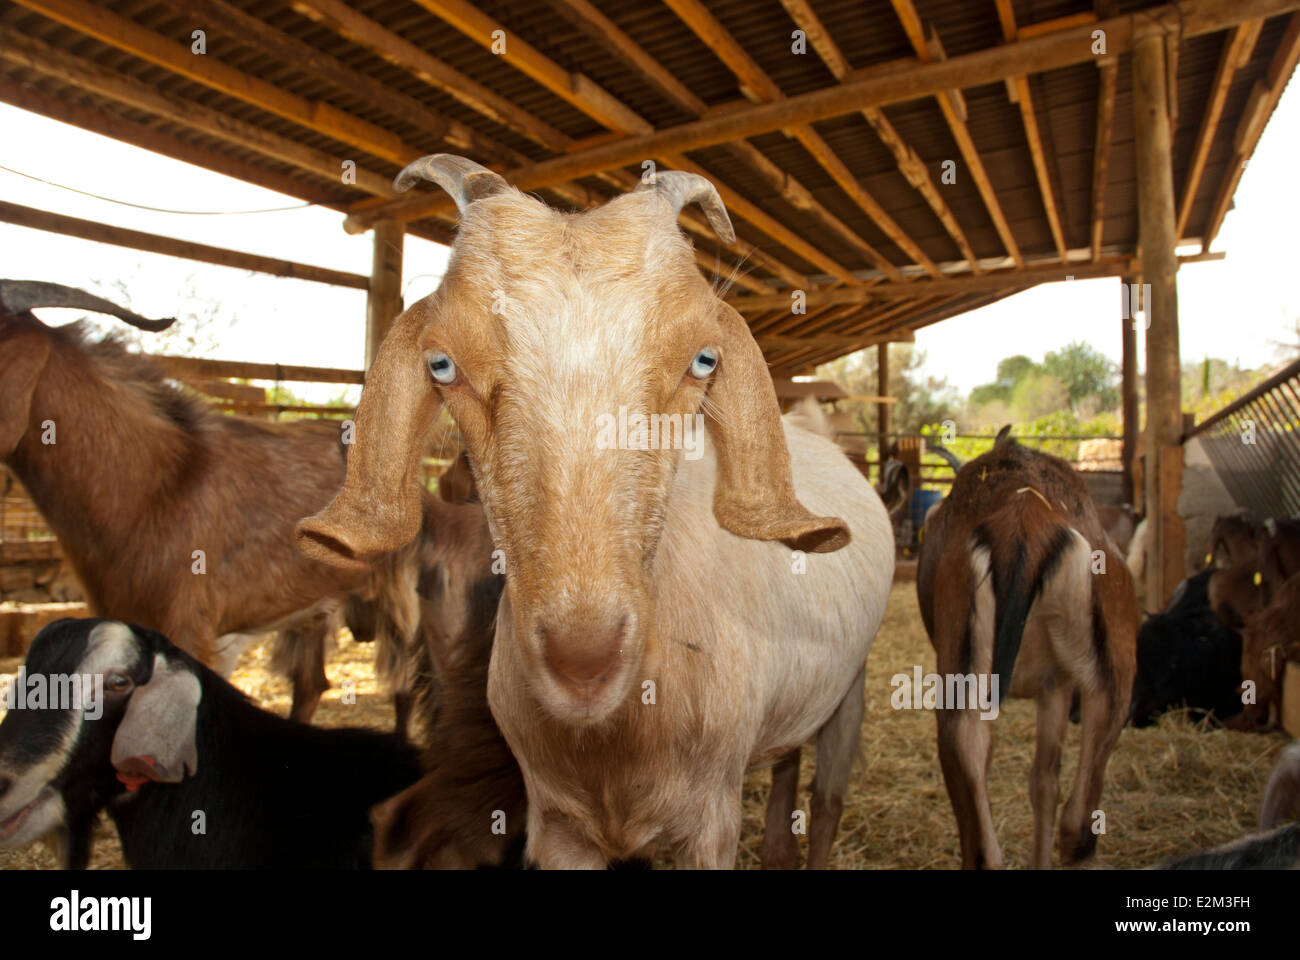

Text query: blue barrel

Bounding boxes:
[910,488,943,538]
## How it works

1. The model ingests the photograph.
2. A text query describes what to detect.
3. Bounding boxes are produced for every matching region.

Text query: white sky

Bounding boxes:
[1,80,1297,398]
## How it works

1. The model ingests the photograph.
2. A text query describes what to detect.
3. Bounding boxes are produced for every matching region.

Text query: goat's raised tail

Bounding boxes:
[968,490,1091,703]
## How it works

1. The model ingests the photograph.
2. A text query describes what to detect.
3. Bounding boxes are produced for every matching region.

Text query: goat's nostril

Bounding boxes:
[542,617,627,691]
[0,777,10,800]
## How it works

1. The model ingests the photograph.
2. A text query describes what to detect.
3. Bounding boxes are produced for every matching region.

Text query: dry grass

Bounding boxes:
[2,582,1290,870]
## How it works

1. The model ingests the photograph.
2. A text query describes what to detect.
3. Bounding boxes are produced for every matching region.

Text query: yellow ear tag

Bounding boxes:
[1205,553,1213,565]
[1253,571,1263,586]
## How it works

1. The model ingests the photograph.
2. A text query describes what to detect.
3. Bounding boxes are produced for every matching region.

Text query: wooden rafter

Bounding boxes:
[730,251,1224,311]
[779,0,982,275]
[0,27,396,198]
[290,0,569,151]
[550,0,899,280]
[995,0,1069,261]
[334,0,1296,232]
[305,0,852,285]
[1090,58,1118,260]
[889,0,1024,268]
[662,0,939,278]
[1175,21,1258,239]
[1203,13,1300,248]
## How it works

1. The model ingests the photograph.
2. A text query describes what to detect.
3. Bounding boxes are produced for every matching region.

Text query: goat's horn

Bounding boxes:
[392,154,510,212]
[0,280,175,331]
[637,170,736,245]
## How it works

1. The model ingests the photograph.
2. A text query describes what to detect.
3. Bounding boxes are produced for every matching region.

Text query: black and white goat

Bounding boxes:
[0,618,420,868]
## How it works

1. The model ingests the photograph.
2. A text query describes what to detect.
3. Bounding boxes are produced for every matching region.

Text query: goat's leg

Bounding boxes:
[936,704,1002,869]
[674,789,743,870]
[525,809,609,869]
[759,747,802,869]
[1029,682,1071,869]
[1058,680,1126,865]
[807,664,866,869]
[285,628,330,724]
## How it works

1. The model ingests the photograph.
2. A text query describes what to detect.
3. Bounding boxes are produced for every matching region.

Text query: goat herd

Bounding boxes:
[0,156,1296,871]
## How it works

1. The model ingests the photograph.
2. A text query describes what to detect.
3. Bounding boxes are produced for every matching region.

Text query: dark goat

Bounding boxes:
[1129,570,1243,727]
[1161,742,1300,868]
[0,618,419,868]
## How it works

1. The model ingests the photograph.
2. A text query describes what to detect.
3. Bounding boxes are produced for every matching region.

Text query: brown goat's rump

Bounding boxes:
[0,585,1286,870]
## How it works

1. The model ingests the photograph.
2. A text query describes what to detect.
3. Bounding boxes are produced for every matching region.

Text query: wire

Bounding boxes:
[0,164,314,215]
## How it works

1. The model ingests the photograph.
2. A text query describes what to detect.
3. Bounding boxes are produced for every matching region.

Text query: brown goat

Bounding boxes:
[1232,573,1300,731]
[1209,512,1259,569]
[1257,517,1300,605]
[368,495,522,868]
[917,430,1138,868]
[0,281,378,720]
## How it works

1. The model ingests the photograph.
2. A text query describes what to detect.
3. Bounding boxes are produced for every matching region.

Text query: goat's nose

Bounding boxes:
[542,616,627,693]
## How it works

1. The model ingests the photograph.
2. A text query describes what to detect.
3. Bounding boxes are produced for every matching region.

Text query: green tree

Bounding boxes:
[1041,341,1119,411]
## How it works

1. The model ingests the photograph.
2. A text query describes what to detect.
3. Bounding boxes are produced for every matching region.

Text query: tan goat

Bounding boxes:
[300,156,894,869]
[917,430,1138,868]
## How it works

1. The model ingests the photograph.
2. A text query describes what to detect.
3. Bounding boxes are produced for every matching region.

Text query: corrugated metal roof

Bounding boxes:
[0,0,1293,371]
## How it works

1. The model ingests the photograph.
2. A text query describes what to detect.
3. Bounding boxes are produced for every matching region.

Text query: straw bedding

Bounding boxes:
[1,583,1287,870]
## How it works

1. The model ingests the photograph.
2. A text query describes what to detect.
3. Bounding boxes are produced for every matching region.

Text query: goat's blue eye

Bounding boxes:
[427,352,457,384]
[689,347,718,379]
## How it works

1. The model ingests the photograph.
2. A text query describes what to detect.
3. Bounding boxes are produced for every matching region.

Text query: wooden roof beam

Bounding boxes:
[995,0,1069,261]
[778,0,981,275]
[407,0,649,135]
[663,0,935,278]
[1203,12,1300,248]
[0,27,396,198]
[11,0,426,167]
[1176,21,1259,238]
[395,0,857,284]
[890,0,1024,268]
[347,0,1300,231]
[730,251,1223,310]
[547,0,891,279]
[1090,57,1119,260]
[290,0,568,152]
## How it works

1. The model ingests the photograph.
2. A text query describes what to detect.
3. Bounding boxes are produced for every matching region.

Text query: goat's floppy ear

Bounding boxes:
[298,308,437,567]
[0,331,50,457]
[706,302,850,553]
[110,654,201,785]
[393,154,510,213]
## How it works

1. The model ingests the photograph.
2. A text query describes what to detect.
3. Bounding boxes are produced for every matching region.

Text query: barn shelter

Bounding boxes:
[1,0,1298,611]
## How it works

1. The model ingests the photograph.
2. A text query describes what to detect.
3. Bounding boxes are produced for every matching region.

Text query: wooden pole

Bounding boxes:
[1120,273,1140,505]
[366,221,404,370]
[877,341,891,475]
[1133,32,1184,610]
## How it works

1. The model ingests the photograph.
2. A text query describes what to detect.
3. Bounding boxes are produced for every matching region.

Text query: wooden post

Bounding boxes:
[877,342,891,476]
[366,220,405,370]
[1133,31,1184,610]
[1120,273,1140,505]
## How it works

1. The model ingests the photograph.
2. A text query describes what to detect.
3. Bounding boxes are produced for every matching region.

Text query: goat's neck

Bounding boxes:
[7,346,195,549]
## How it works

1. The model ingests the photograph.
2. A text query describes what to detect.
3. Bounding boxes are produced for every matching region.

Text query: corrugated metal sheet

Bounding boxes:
[0,0,1293,365]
